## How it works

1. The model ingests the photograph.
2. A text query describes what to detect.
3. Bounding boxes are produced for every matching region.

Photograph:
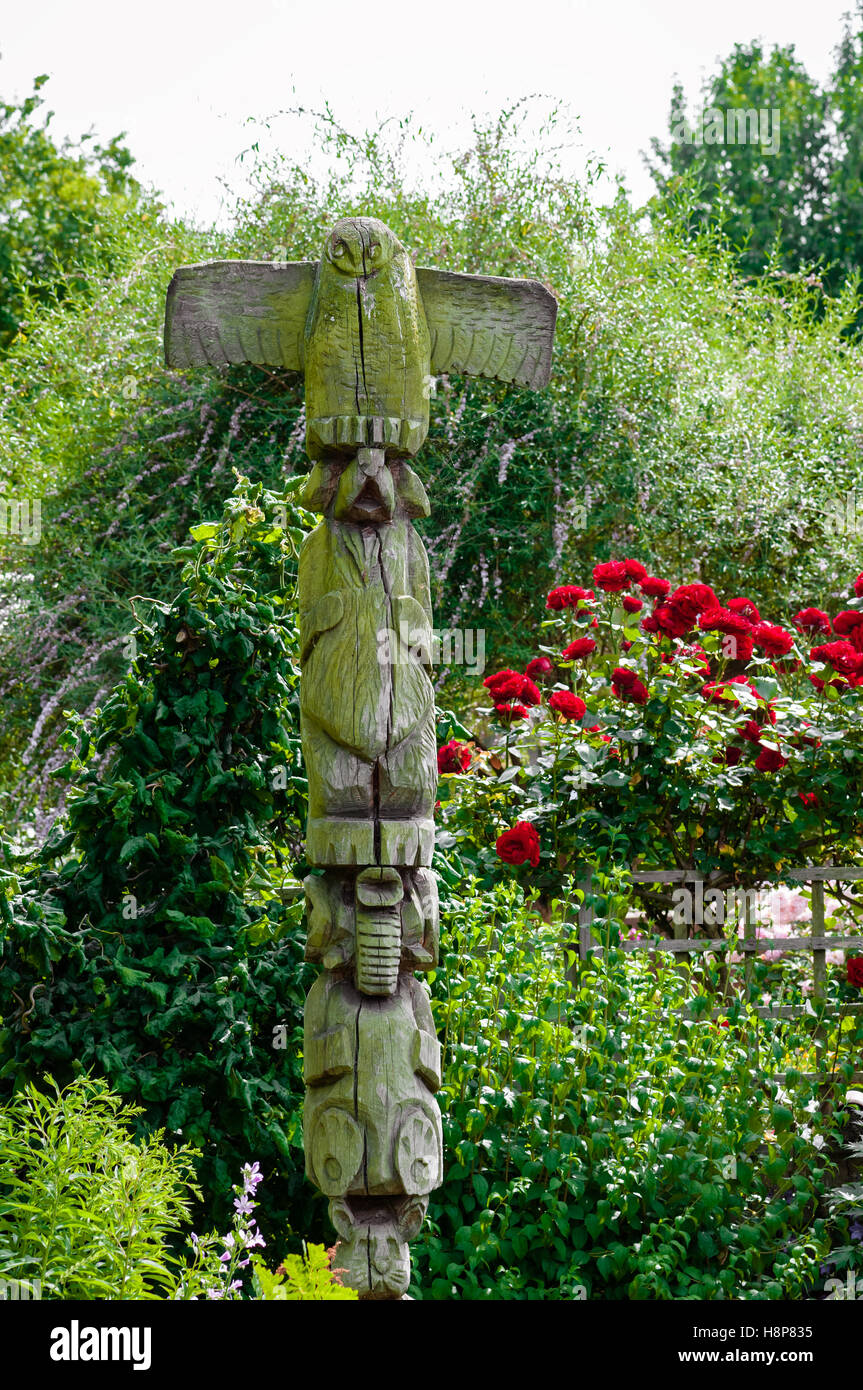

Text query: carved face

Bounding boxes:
[325,218,397,278]
[329,1195,426,1299]
[337,1225,411,1300]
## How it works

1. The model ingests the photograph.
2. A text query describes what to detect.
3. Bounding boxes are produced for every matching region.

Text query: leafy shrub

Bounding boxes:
[0,476,323,1248]
[250,1247,357,1301]
[419,878,861,1300]
[0,1075,199,1299]
[0,75,142,351]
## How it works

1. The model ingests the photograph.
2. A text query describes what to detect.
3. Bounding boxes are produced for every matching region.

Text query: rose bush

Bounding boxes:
[436,561,863,934]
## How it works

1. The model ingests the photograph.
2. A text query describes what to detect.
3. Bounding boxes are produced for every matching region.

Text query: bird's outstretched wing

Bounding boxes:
[164,260,318,370]
[416,268,557,390]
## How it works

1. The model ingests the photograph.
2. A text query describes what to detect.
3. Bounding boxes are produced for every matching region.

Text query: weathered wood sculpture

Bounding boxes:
[164,216,557,1298]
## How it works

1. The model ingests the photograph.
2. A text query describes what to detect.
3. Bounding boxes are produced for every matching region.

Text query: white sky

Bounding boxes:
[0,0,856,227]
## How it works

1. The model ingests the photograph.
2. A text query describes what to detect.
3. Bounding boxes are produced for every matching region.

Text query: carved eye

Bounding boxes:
[368,244,379,258]
[332,241,346,258]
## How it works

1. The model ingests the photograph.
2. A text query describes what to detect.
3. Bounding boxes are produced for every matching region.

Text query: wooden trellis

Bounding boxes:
[574,866,863,1085]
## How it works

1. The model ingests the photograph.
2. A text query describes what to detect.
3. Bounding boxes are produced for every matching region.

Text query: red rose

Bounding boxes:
[794,611,828,636]
[794,608,831,636]
[525,656,554,681]
[495,821,540,869]
[546,585,594,610]
[752,622,794,657]
[640,576,670,598]
[728,633,754,663]
[669,583,719,624]
[654,603,693,638]
[726,597,761,622]
[549,690,586,721]
[622,595,643,614]
[846,956,863,988]
[437,740,471,774]
[562,637,597,660]
[640,614,660,634]
[611,666,648,704]
[484,669,541,704]
[702,675,754,708]
[738,719,763,743]
[519,678,542,707]
[593,561,630,592]
[797,792,818,807]
[699,607,753,636]
[833,610,863,638]
[714,745,743,766]
[622,559,648,582]
[755,746,787,772]
[855,574,863,599]
[494,703,529,722]
[810,641,863,676]
[484,668,524,697]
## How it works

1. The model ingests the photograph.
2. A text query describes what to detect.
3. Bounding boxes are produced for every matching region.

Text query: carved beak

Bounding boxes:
[333,448,395,522]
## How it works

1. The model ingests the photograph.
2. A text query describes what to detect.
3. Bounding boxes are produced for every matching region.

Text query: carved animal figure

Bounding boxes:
[164,217,557,460]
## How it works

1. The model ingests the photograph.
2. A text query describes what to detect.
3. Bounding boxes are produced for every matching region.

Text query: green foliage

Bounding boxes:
[250,1246,358,1301]
[647,7,863,303]
[0,476,324,1249]
[647,46,831,283]
[0,1075,200,1299]
[418,880,858,1300]
[0,74,142,350]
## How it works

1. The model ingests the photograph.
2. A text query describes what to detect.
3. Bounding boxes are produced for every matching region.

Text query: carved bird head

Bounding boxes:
[325,217,397,278]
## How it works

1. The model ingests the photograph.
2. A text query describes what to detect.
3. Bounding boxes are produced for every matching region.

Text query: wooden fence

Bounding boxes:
[573,865,863,1086]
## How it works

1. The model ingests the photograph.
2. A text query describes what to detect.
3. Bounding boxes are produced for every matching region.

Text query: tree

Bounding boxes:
[646,44,832,284]
[0,74,140,350]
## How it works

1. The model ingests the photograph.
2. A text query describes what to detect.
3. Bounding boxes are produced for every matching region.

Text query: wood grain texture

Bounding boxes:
[303,971,443,1197]
[164,260,316,369]
[304,219,431,459]
[298,511,437,869]
[163,220,559,457]
[302,867,438,975]
[329,1195,426,1299]
[417,266,558,390]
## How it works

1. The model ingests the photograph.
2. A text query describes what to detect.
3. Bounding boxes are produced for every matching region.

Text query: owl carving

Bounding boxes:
[164,217,557,459]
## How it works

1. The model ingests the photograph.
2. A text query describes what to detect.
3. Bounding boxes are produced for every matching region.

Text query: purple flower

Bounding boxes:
[241,1161,263,1194]
[850,1219,863,1243]
[233,1193,255,1216]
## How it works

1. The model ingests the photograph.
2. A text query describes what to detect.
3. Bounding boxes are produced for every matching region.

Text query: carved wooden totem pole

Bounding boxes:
[164,216,556,1298]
